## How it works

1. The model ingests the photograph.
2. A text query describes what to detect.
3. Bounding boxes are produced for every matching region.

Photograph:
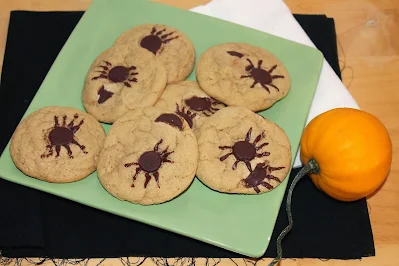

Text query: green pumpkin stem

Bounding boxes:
[268,158,320,266]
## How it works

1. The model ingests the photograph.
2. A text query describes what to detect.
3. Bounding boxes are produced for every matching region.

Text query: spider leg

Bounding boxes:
[99,66,108,71]
[130,72,138,76]
[268,84,280,92]
[154,139,163,151]
[55,145,61,157]
[245,161,252,172]
[269,166,285,172]
[246,58,254,67]
[219,152,233,161]
[253,186,261,193]
[124,82,131,87]
[261,84,270,93]
[255,142,269,151]
[162,151,174,160]
[232,160,240,170]
[219,146,232,150]
[163,36,178,44]
[250,80,258,88]
[71,139,87,153]
[161,31,175,39]
[71,119,84,133]
[153,172,160,188]
[92,74,108,81]
[261,181,273,190]
[150,27,157,35]
[104,61,112,66]
[128,78,138,82]
[144,173,152,188]
[256,151,270,157]
[62,116,67,126]
[129,66,137,70]
[42,145,53,158]
[245,127,253,142]
[272,75,284,79]
[54,116,59,127]
[257,60,263,68]
[156,28,166,35]
[240,75,251,79]
[266,174,281,183]
[124,162,139,167]
[268,65,277,73]
[252,132,264,145]
[210,107,219,111]
[133,167,141,181]
[63,144,73,158]
[203,111,212,117]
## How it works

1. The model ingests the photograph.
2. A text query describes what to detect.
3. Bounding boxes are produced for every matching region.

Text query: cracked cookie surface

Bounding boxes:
[10,106,106,183]
[82,44,167,124]
[196,43,290,112]
[196,106,292,194]
[114,24,196,84]
[154,80,226,136]
[97,107,198,205]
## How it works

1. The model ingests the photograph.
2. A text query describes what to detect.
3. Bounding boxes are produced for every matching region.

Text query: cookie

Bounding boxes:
[196,106,291,194]
[196,43,290,112]
[154,80,226,136]
[10,106,106,183]
[114,24,196,84]
[97,107,198,205]
[82,44,167,123]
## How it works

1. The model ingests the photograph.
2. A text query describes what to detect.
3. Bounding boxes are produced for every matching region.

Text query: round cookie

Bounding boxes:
[114,24,195,84]
[82,44,167,123]
[10,106,106,183]
[196,106,292,194]
[154,80,226,136]
[97,107,198,205]
[196,43,290,112]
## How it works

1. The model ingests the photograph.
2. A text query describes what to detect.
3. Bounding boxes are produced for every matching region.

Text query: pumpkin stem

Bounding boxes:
[268,158,319,266]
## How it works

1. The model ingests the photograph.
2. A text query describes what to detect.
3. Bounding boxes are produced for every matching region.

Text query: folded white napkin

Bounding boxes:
[190,0,359,168]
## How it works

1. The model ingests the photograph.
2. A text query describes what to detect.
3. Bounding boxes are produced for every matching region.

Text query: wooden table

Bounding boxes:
[0,0,398,265]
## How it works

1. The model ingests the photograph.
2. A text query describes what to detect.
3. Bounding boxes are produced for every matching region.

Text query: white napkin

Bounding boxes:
[189,0,359,168]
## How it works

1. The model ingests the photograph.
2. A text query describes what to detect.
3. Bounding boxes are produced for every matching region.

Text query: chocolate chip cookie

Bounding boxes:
[97,107,198,205]
[196,106,292,194]
[196,43,290,112]
[154,80,226,136]
[114,24,195,84]
[10,106,106,183]
[82,44,167,123]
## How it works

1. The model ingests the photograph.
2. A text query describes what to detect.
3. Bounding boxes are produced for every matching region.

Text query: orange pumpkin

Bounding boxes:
[300,107,392,201]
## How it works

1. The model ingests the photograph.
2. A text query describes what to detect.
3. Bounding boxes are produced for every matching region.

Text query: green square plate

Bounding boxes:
[0,0,323,258]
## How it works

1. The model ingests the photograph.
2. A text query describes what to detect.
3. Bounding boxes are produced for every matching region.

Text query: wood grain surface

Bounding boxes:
[0,0,398,265]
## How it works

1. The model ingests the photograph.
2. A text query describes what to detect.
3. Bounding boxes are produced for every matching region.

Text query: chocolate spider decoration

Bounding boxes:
[219,127,270,172]
[243,162,285,193]
[175,103,196,128]
[140,26,179,55]
[92,61,138,87]
[240,58,284,93]
[124,139,174,188]
[41,114,88,159]
[184,96,225,117]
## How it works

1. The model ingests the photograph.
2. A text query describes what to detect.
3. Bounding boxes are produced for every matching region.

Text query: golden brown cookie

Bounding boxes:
[10,106,106,183]
[114,24,195,84]
[196,43,290,112]
[82,44,167,123]
[97,107,198,205]
[196,106,292,194]
[154,80,226,136]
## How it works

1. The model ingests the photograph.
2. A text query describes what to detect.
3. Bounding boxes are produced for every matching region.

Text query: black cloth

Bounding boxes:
[0,11,375,259]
